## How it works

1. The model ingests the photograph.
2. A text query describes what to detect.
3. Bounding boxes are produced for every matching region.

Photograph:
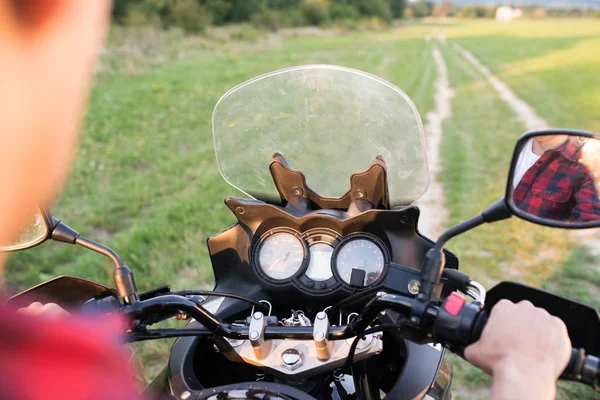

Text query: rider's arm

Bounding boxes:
[571,175,600,222]
[465,299,571,400]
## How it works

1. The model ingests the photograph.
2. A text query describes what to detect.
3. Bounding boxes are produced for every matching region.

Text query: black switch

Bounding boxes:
[350,269,366,287]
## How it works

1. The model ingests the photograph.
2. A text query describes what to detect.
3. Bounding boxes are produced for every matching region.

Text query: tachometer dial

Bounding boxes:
[257,232,306,280]
[334,236,386,287]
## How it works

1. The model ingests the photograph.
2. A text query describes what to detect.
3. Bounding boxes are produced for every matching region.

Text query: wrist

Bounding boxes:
[491,358,558,400]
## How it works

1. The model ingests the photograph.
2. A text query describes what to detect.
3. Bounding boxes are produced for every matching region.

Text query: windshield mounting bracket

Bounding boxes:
[269,153,390,212]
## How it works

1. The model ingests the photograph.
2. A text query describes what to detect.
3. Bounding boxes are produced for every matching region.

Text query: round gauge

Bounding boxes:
[305,243,334,281]
[257,232,307,280]
[334,236,386,287]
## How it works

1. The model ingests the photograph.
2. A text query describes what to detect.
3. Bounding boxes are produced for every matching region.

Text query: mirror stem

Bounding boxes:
[50,219,137,304]
[434,215,485,252]
[51,219,125,268]
[417,198,512,304]
[434,198,511,251]
[75,236,124,268]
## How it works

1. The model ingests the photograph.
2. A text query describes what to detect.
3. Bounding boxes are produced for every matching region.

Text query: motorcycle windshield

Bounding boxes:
[212,65,429,206]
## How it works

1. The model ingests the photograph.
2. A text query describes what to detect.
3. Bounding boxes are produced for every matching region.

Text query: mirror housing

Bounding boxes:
[0,208,53,252]
[505,129,600,229]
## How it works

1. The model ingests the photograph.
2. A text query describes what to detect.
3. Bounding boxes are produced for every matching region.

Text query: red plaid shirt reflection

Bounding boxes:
[512,138,600,222]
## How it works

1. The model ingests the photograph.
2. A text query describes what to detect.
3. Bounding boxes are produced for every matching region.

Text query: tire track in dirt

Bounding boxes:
[453,43,600,257]
[415,45,453,239]
[453,43,549,132]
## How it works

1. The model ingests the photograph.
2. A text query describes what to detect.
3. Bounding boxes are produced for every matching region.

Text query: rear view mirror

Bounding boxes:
[505,129,600,229]
[0,208,52,252]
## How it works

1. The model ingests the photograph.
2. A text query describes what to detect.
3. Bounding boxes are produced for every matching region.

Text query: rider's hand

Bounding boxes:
[465,299,571,400]
[17,302,69,319]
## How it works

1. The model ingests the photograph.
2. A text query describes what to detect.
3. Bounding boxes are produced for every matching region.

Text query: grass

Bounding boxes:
[5,19,600,398]
[448,19,600,133]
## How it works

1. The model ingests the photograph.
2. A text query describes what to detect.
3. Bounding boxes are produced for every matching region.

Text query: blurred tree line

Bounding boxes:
[112,0,408,33]
[405,1,600,20]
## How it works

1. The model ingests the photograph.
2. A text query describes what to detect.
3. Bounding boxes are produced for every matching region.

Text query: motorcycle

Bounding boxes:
[3,65,600,400]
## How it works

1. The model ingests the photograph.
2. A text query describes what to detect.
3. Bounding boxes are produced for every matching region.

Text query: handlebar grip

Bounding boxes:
[439,306,599,389]
[470,308,487,344]
[562,348,584,380]
[561,348,600,389]
[465,310,598,389]
[432,301,487,347]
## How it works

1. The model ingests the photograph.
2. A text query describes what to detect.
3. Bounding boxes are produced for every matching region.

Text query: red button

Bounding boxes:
[444,292,466,316]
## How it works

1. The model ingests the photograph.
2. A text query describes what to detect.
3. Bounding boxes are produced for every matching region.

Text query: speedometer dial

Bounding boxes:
[334,236,386,287]
[257,232,306,280]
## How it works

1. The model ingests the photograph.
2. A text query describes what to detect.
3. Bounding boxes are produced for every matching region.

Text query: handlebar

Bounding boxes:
[125,291,599,390]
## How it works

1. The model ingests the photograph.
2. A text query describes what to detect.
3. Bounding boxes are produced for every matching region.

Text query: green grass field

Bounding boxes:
[6,19,600,398]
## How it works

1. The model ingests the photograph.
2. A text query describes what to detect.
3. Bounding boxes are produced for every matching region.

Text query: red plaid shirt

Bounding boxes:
[512,138,600,222]
[0,307,144,400]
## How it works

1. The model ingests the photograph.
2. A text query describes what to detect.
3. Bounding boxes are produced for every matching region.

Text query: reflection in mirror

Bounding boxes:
[509,133,600,226]
[0,209,49,251]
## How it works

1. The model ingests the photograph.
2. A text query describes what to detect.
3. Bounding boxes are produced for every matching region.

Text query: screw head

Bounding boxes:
[249,331,260,340]
[316,312,327,320]
[408,280,421,295]
[253,312,263,320]
[315,331,325,340]
[180,391,191,400]
[281,348,303,370]
[292,187,304,196]
[235,207,245,215]
[355,189,366,199]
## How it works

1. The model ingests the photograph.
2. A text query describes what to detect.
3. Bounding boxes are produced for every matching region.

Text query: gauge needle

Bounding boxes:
[268,260,281,271]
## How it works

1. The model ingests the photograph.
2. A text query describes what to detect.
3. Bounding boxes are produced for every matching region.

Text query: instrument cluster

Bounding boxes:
[252,228,390,293]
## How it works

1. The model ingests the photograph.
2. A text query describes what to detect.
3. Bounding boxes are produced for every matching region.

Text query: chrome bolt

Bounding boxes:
[253,312,263,320]
[249,331,260,340]
[315,331,325,340]
[292,187,304,196]
[281,348,303,371]
[180,391,191,400]
[408,280,421,295]
[355,189,366,199]
[316,311,327,320]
